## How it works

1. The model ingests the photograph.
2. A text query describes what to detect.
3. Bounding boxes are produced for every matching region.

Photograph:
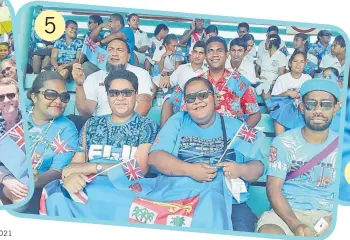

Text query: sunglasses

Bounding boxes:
[184,90,213,104]
[1,66,11,75]
[322,33,332,37]
[107,89,136,98]
[304,100,334,111]
[37,89,70,103]
[0,93,16,102]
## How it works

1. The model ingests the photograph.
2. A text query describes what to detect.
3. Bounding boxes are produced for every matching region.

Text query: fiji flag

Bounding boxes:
[226,71,251,97]
[108,145,155,195]
[227,121,265,159]
[7,121,25,152]
[304,59,317,75]
[82,35,109,71]
[169,85,184,110]
[0,125,28,184]
[279,46,289,56]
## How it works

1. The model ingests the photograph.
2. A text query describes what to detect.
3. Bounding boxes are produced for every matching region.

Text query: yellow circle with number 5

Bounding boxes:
[345,162,350,184]
[34,10,65,42]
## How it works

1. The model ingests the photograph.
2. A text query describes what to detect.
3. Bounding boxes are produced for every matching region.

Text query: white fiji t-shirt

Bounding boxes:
[83,64,153,116]
[169,63,208,88]
[256,50,287,83]
[152,47,184,73]
[271,72,312,96]
[319,53,344,74]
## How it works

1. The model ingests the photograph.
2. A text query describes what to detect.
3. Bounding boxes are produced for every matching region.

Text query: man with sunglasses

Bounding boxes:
[166,36,261,128]
[73,38,153,118]
[0,77,21,138]
[258,79,340,236]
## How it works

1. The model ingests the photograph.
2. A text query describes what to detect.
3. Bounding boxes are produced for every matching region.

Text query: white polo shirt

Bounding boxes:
[256,50,287,83]
[225,57,257,84]
[244,46,257,63]
[257,40,287,58]
[152,47,184,73]
[169,63,208,88]
[271,72,312,95]
[319,53,344,74]
[83,64,153,116]
[133,29,150,65]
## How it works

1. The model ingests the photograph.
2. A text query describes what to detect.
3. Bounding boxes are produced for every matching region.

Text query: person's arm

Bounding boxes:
[267,176,306,234]
[90,23,108,42]
[179,29,194,45]
[50,48,59,70]
[149,150,192,176]
[161,99,174,128]
[157,53,168,73]
[216,160,264,183]
[135,94,152,116]
[100,31,127,45]
[278,66,286,76]
[246,112,261,128]
[137,45,149,53]
[35,169,61,189]
[72,63,97,117]
[241,87,261,127]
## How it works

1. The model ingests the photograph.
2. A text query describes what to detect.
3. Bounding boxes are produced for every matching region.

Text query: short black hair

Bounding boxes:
[323,67,340,77]
[193,40,206,50]
[89,15,103,25]
[205,25,219,35]
[242,33,255,42]
[104,68,138,92]
[238,22,249,31]
[334,35,346,48]
[229,38,247,51]
[205,36,228,53]
[267,26,279,34]
[127,13,139,21]
[110,13,125,27]
[183,77,214,95]
[154,24,169,36]
[65,20,78,28]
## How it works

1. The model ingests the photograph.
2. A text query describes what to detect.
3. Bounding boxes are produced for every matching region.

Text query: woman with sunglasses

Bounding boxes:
[268,50,312,136]
[1,59,17,80]
[40,69,158,219]
[12,71,78,212]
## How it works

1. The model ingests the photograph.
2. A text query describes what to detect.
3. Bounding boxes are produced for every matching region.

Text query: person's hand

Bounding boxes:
[216,162,244,179]
[63,173,89,194]
[293,223,316,237]
[56,64,66,72]
[159,75,170,88]
[62,163,92,179]
[33,168,38,182]
[288,90,298,98]
[162,49,174,58]
[187,163,217,182]
[72,63,86,86]
[190,19,196,32]
[100,22,110,29]
[2,176,28,199]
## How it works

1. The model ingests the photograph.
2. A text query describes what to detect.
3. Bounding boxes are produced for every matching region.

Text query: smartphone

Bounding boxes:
[314,217,329,234]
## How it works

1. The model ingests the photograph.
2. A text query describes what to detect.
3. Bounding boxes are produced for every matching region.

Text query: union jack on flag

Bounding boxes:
[8,121,25,151]
[84,36,97,52]
[121,158,144,181]
[237,125,257,144]
[51,133,73,154]
[97,52,105,63]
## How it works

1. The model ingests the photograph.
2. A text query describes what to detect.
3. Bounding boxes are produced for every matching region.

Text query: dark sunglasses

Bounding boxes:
[37,89,70,103]
[184,90,213,104]
[1,66,11,75]
[304,100,334,111]
[322,33,332,37]
[0,93,16,102]
[107,89,136,98]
